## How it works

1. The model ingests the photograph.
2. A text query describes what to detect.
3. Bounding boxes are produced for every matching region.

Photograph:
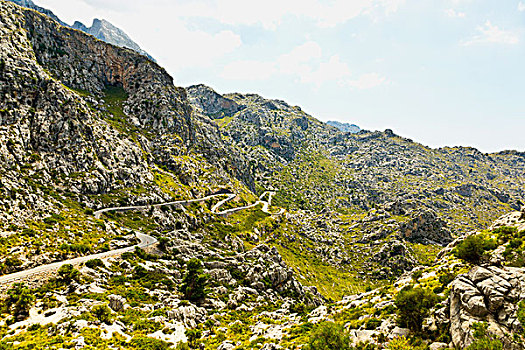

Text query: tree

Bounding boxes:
[185,328,202,348]
[57,264,80,285]
[306,322,351,350]
[179,259,208,302]
[158,237,169,251]
[4,283,35,320]
[453,234,497,265]
[395,286,439,332]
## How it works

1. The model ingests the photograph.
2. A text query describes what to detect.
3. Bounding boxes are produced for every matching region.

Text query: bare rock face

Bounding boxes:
[448,265,525,349]
[372,239,417,275]
[187,84,243,119]
[22,10,192,139]
[72,18,155,62]
[167,304,207,328]
[400,210,452,246]
[490,210,525,232]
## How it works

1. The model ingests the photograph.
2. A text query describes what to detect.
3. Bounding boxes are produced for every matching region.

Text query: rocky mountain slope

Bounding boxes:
[188,83,524,287]
[0,0,524,349]
[326,120,361,134]
[72,18,155,62]
[6,0,154,60]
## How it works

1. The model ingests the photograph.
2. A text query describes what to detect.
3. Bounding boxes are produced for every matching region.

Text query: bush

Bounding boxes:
[466,322,503,350]
[179,258,208,302]
[57,264,80,285]
[85,259,104,269]
[290,302,313,316]
[3,283,34,320]
[129,336,171,350]
[386,336,412,350]
[453,234,497,264]
[517,301,525,329]
[305,322,351,350]
[395,286,439,332]
[158,237,169,251]
[185,328,202,348]
[91,304,112,324]
[365,318,382,330]
[466,338,503,350]
[174,343,190,350]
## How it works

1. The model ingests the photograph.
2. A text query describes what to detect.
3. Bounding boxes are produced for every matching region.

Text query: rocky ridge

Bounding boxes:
[7,0,155,60]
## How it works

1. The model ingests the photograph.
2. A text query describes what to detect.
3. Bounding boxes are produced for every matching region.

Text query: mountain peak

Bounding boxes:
[7,0,155,62]
[326,120,361,133]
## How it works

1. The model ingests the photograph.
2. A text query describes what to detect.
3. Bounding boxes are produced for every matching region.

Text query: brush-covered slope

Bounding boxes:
[188,84,525,286]
[0,0,255,269]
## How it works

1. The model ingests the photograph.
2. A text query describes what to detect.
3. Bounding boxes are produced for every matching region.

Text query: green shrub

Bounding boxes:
[85,259,104,269]
[185,328,202,348]
[305,322,351,350]
[453,234,497,264]
[27,324,41,331]
[57,264,80,285]
[517,301,525,329]
[174,342,190,350]
[290,302,313,316]
[158,237,169,251]
[492,226,518,243]
[365,318,382,330]
[466,338,503,350]
[395,286,439,332]
[411,270,423,281]
[466,322,503,350]
[3,283,34,320]
[91,304,112,324]
[386,336,412,350]
[179,258,208,302]
[438,271,456,286]
[129,336,171,350]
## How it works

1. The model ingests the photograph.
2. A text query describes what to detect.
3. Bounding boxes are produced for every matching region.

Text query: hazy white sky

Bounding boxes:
[33,0,525,152]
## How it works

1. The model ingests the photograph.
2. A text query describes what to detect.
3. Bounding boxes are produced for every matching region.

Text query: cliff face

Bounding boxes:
[72,18,156,62]
[22,9,192,139]
[7,0,155,60]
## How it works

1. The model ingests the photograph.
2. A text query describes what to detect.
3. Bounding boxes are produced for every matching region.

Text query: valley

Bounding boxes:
[0,1,524,349]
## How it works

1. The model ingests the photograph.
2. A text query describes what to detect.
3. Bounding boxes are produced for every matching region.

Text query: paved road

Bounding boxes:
[0,191,282,285]
[0,232,157,285]
[94,193,234,219]
[95,191,283,217]
[213,191,284,216]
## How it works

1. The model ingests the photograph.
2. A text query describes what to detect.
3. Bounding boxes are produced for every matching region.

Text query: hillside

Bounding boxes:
[0,1,524,349]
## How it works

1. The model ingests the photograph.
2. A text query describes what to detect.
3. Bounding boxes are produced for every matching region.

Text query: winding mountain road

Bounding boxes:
[0,191,282,286]
[0,232,156,285]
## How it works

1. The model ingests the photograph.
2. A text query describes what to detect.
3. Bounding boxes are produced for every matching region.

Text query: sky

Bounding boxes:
[32,0,525,153]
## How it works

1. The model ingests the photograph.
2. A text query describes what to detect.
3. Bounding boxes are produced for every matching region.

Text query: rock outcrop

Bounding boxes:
[400,209,452,245]
[448,265,524,349]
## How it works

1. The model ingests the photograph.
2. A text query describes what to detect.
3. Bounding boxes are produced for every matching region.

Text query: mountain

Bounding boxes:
[72,18,155,62]
[6,0,67,26]
[0,1,524,349]
[327,120,361,133]
[6,0,155,61]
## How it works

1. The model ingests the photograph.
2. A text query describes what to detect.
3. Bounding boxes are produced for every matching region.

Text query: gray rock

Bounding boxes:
[107,294,126,312]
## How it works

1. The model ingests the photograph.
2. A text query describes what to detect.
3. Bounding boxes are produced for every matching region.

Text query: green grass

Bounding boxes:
[102,85,140,136]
